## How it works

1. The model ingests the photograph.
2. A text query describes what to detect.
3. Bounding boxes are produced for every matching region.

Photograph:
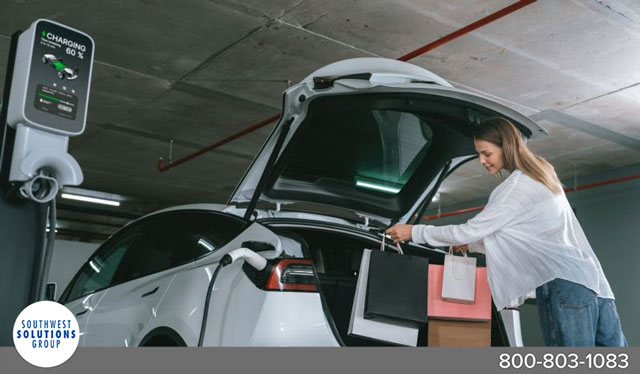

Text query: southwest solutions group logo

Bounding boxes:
[13,301,80,368]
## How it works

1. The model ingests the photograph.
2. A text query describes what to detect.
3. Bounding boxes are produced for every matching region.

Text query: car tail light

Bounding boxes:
[265,259,318,292]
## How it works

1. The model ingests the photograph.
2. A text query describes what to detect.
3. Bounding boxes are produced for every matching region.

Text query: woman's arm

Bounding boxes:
[411,202,519,246]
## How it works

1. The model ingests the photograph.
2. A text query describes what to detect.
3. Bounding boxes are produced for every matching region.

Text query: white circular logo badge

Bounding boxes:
[13,301,80,368]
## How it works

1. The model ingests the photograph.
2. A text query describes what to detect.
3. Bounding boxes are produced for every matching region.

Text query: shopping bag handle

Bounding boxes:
[380,235,404,255]
[448,245,470,280]
[448,245,468,257]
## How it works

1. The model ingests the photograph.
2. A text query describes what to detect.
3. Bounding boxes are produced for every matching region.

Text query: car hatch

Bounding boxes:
[228,58,545,226]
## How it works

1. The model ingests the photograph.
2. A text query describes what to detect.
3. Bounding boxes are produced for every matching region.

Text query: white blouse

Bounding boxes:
[411,169,614,310]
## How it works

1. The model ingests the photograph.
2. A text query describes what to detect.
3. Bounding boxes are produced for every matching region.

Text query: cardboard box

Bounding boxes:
[428,319,491,346]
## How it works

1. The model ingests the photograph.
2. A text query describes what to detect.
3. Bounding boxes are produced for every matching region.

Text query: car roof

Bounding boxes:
[145,203,229,217]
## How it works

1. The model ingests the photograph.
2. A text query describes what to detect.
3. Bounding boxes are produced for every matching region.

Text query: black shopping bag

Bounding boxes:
[364,239,428,327]
[348,249,420,346]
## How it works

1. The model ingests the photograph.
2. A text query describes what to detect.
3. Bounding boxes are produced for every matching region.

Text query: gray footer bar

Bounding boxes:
[0,347,636,374]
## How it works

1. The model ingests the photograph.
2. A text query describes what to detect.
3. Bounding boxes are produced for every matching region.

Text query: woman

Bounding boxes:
[385,117,626,347]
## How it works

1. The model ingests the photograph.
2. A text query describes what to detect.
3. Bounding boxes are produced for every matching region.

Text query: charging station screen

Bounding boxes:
[24,20,93,134]
[34,84,79,120]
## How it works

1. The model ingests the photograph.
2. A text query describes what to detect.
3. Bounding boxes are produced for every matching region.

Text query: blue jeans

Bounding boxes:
[536,278,627,346]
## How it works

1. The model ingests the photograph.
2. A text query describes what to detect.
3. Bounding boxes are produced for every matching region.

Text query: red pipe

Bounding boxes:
[564,173,640,192]
[419,173,640,222]
[398,0,536,62]
[158,114,281,171]
[158,1,536,172]
[421,206,484,221]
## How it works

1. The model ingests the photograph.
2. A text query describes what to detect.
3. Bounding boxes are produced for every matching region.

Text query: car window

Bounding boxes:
[111,212,211,283]
[61,227,142,303]
[277,104,433,196]
[196,214,248,257]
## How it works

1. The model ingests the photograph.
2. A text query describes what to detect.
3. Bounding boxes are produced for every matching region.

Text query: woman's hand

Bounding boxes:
[452,244,469,253]
[385,224,413,243]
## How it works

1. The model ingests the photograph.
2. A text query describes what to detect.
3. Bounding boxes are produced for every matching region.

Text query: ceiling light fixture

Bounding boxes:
[61,193,121,207]
[89,260,101,273]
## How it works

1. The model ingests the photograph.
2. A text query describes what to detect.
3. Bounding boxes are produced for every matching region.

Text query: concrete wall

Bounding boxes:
[421,162,640,346]
[566,163,640,346]
[47,240,99,300]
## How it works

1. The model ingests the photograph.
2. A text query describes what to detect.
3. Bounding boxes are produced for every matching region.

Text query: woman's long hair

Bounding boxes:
[473,117,563,194]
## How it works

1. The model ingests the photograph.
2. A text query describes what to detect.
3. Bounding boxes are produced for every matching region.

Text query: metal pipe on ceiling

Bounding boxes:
[419,173,640,222]
[158,114,280,171]
[158,0,537,172]
[397,0,536,61]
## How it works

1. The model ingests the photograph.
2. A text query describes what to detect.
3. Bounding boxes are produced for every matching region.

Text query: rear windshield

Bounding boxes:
[280,108,433,195]
[264,93,478,220]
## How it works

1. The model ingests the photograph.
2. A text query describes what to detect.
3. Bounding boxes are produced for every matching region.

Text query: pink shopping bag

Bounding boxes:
[428,264,491,321]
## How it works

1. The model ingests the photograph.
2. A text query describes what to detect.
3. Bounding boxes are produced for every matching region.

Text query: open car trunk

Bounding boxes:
[229,58,546,227]
[268,222,511,346]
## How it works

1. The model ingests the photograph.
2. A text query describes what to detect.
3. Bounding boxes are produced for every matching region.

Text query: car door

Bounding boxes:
[63,294,102,347]
[82,211,211,346]
[60,227,141,346]
[153,211,252,346]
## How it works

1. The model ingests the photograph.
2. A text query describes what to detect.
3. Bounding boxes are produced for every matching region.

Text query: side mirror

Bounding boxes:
[45,282,57,301]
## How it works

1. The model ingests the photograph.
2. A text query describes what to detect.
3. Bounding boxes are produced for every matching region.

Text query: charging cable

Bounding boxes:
[34,197,56,300]
[220,248,267,271]
[197,248,267,346]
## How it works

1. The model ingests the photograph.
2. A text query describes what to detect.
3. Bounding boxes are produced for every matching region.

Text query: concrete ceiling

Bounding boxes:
[2,0,639,240]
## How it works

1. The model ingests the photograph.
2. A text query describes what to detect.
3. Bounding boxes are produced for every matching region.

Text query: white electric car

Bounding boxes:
[60,58,542,347]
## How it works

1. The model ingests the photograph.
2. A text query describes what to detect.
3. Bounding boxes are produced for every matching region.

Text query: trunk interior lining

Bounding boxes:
[272,224,506,346]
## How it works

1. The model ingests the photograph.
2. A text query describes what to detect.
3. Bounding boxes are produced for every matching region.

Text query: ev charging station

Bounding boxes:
[0,19,94,345]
